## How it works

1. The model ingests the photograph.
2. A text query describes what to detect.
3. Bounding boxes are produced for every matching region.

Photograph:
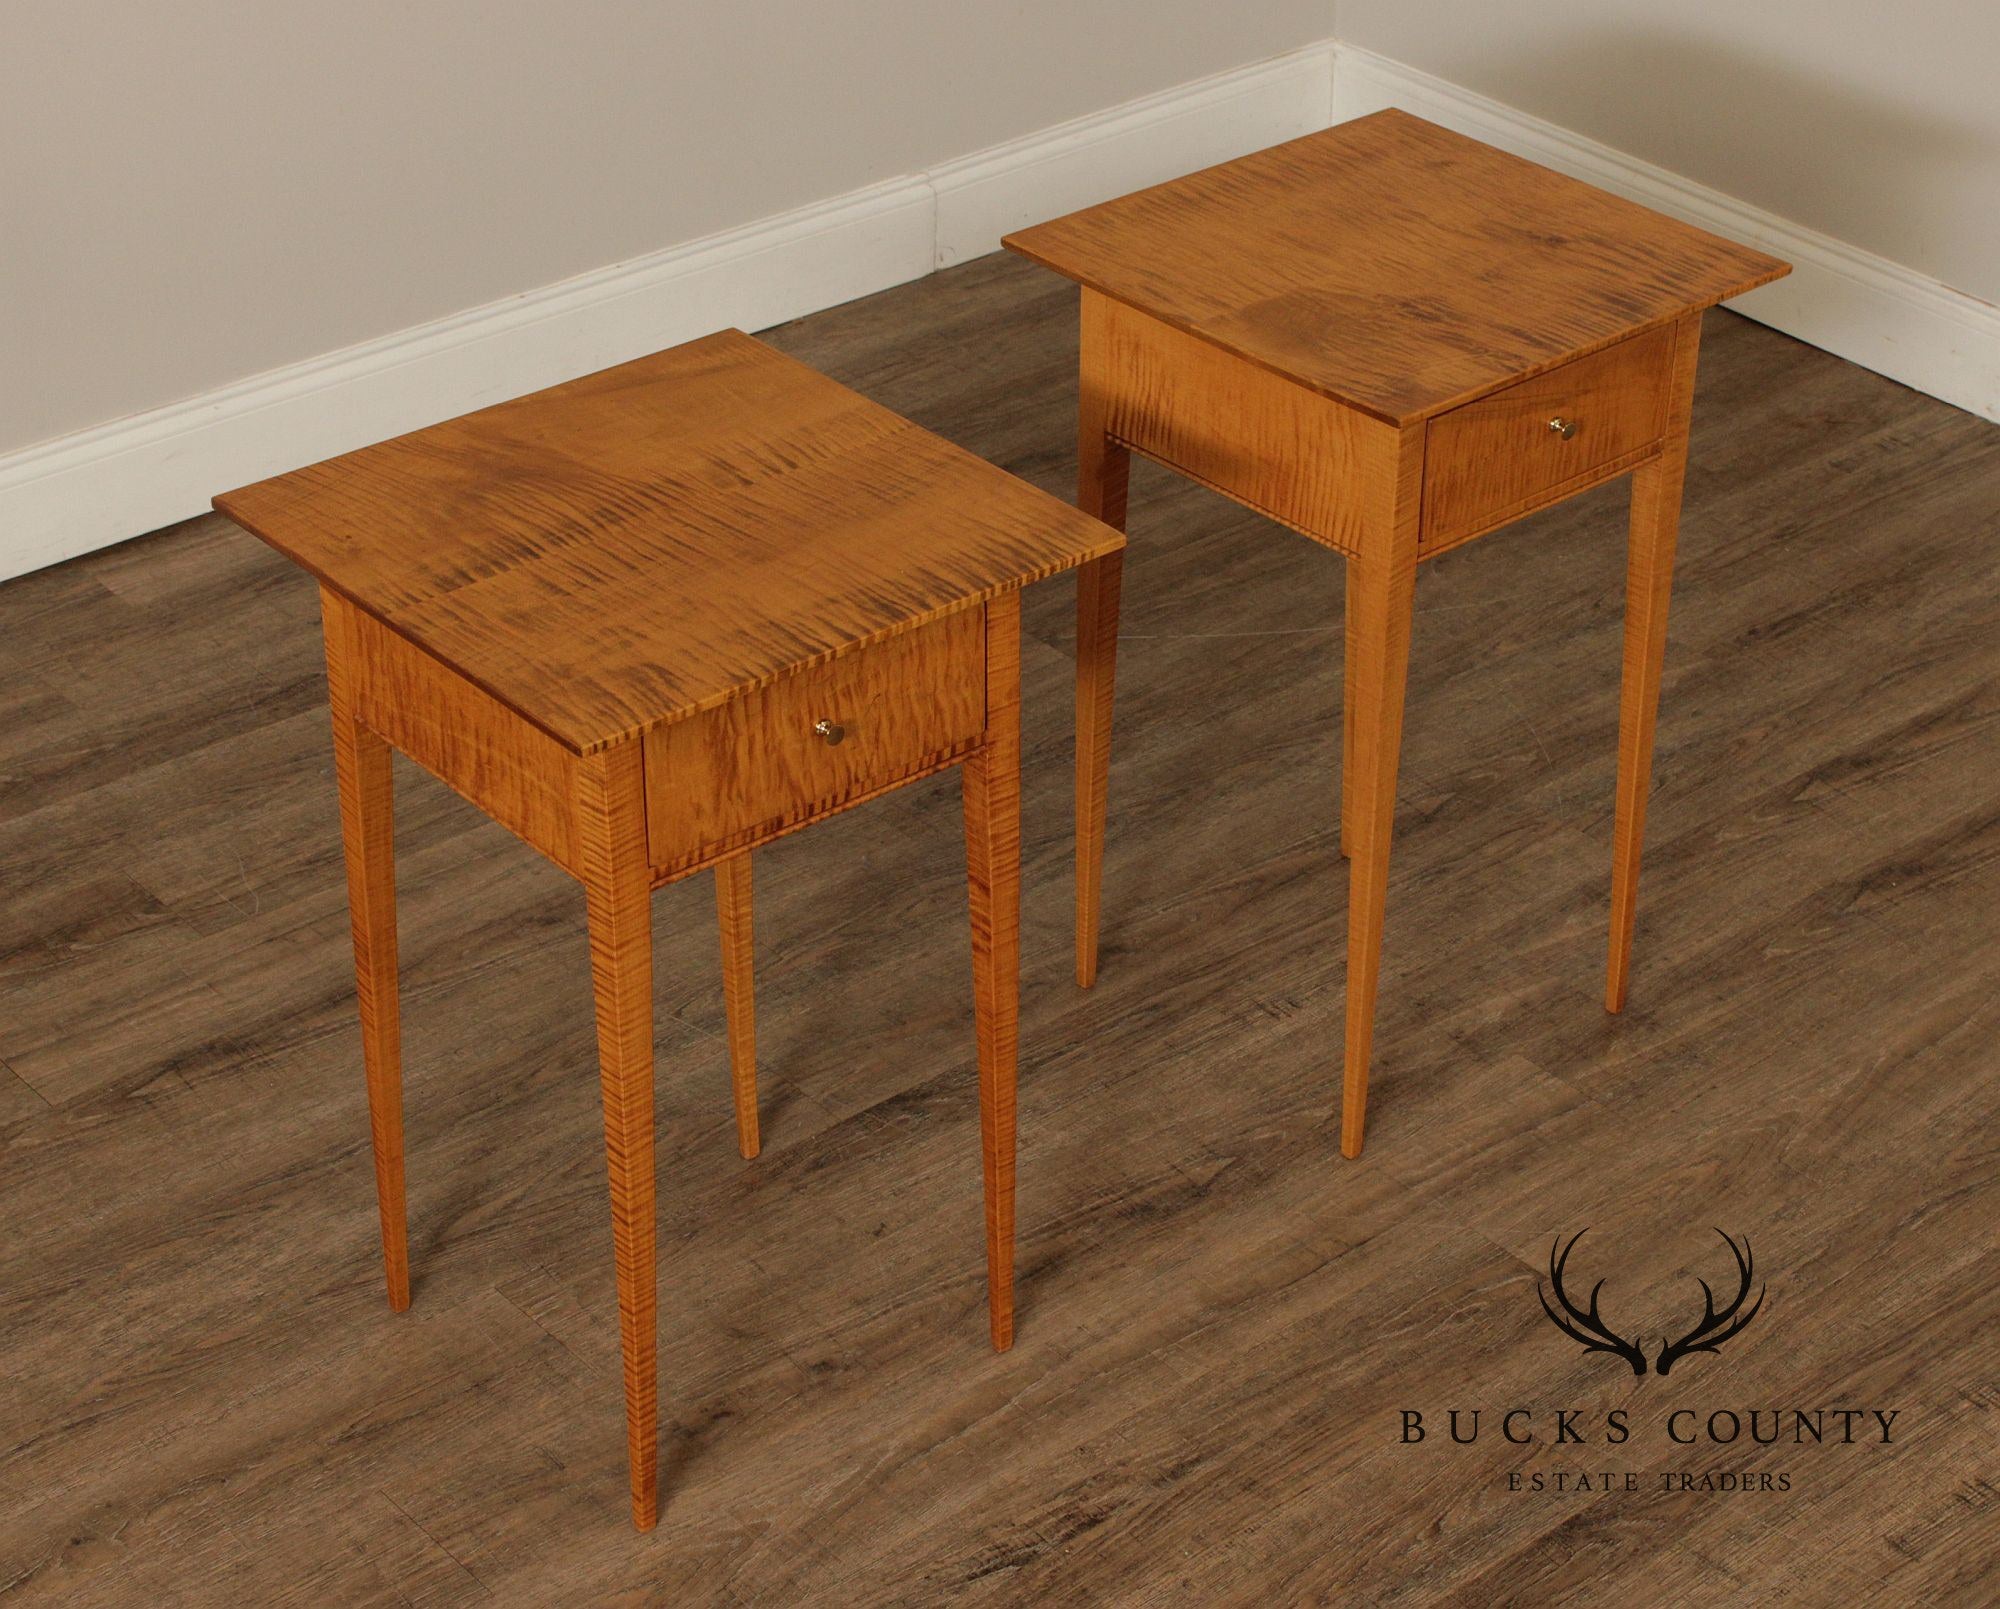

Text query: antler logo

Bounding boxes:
[1538,1230,1649,1375]
[1538,1229,1765,1378]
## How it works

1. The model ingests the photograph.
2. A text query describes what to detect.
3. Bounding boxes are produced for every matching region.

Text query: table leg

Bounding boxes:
[715,851,759,1159]
[1341,563,1358,859]
[963,592,1022,1351]
[1608,314,1703,1013]
[575,743,659,1532]
[323,598,409,1312]
[1075,422,1129,990]
[1340,438,1423,1159]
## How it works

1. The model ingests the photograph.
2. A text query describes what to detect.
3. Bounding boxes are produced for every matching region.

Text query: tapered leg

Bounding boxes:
[1608,314,1703,1013]
[963,592,1023,1350]
[715,851,759,1159]
[1075,423,1130,989]
[1340,432,1425,1159]
[575,743,659,1531]
[323,594,409,1312]
[1341,562,1358,859]
[1075,547,1124,988]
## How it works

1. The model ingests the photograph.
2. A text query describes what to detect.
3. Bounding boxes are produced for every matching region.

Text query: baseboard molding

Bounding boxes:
[0,42,1336,584]
[6,36,1989,583]
[932,44,1333,267]
[1331,43,2000,427]
[0,176,937,583]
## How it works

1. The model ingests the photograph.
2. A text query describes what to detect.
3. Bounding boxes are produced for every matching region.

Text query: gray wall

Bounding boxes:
[2,1,1330,453]
[1341,0,2000,302]
[9,2,1992,465]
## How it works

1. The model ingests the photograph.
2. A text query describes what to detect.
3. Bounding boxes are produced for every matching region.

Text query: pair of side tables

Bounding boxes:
[215,111,1787,1530]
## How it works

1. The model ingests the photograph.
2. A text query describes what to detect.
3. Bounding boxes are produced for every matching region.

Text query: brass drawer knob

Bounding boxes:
[813,718,846,746]
[1547,416,1578,440]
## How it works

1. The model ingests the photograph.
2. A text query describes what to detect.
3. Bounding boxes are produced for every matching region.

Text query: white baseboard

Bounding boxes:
[5,36,1989,583]
[0,176,937,583]
[1330,43,2000,427]
[932,44,1333,267]
[0,42,1336,584]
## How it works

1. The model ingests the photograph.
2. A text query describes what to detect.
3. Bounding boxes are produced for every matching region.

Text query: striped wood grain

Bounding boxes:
[321,589,409,1312]
[1607,312,1705,1013]
[1006,108,1789,426]
[961,590,1024,1351]
[715,852,760,1161]
[212,330,1119,1533]
[642,606,985,870]
[1420,323,1675,555]
[334,592,581,874]
[1074,290,1132,990]
[214,331,1120,756]
[1339,427,1427,1157]
[1086,287,1386,557]
[1017,118,1787,1156]
[2,256,1994,1603]
[573,741,660,1531]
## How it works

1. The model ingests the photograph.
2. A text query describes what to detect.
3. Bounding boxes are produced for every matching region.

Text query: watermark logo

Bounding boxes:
[1538,1228,1764,1377]
[1399,1226,1900,1493]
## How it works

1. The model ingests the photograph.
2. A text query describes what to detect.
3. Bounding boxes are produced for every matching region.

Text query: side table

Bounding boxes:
[215,330,1123,1529]
[1006,109,1788,1155]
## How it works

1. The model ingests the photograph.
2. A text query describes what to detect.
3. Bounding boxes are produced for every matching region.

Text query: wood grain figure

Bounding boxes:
[1339,428,1425,1158]
[1607,313,1704,1012]
[1420,325,1674,555]
[644,609,985,870]
[1007,109,1787,426]
[1341,574,1357,860]
[1007,110,1788,1153]
[338,593,581,873]
[213,332,1121,1531]
[321,589,409,1312]
[215,331,1118,756]
[715,852,759,1159]
[1074,290,1131,989]
[962,591,1023,1349]
[10,250,1996,1605]
[574,741,659,1530]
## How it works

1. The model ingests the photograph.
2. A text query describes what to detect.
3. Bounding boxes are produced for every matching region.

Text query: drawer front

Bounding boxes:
[1421,326,1675,553]
[644,606,986,872]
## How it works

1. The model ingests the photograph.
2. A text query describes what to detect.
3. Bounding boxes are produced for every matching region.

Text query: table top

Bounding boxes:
[216,330,1120,755]
[1005,109,1789,427]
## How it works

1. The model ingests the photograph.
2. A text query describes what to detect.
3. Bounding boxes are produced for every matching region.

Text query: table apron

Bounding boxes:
[326,590,583,875]
[1083,291,1685,566]
[1083,290,1391,559]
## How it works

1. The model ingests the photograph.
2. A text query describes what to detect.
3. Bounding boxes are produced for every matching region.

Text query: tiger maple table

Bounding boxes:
[1006,109,1789,1157]
[212,329,1122,1531]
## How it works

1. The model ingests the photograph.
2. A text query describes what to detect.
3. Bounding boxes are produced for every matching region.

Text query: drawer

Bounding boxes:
[644,605,986,871]
[1421,325,1675,553]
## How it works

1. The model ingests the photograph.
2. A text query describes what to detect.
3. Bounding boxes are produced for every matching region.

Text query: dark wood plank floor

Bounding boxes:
[2,255,1996,1606]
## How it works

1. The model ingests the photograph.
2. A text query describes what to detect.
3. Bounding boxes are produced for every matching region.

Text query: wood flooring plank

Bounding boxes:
[1,253,1995,1601]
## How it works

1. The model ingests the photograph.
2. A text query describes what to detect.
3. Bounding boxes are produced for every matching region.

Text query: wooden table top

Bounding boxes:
[1005,109,1789,427]
[217,330,1121,755]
